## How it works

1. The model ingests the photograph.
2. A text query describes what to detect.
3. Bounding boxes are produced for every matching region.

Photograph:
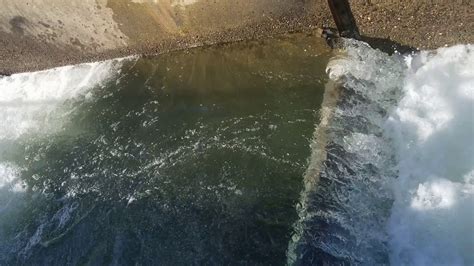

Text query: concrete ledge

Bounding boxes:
[1,0,472,74]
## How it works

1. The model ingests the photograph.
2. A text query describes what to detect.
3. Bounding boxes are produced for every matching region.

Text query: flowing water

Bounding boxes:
[0,34,331,265]
[290,40,474,265]
[1,33,473,266]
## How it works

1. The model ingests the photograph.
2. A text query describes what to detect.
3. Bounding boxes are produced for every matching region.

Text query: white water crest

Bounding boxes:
[330,42,474,265]
[0,59,127,193]
[0,59,126,141]
[329,42,474,264]
[0,58,129,261]
[386,45,474,265]
[0,162,22,193]
[289,40,405,265]
[290,41,473,265]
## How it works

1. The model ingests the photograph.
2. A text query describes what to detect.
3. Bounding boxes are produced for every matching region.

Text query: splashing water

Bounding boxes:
[387,44,474,265]
[0,59,126,140]
[0,58,128,263]
[290,40,473,265]
[0,58,126,195]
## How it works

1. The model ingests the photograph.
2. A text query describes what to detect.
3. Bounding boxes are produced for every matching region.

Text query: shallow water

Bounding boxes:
[0,34,331,265]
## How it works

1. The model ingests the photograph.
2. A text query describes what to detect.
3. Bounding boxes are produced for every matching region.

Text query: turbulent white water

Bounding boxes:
[291,40,473,265]
[0,59,126,193]
[386,45,474,265]
[0,59,126,140]
[332,42,474,265]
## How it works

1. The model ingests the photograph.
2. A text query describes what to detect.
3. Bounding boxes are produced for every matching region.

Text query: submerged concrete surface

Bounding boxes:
[0,0,473,74]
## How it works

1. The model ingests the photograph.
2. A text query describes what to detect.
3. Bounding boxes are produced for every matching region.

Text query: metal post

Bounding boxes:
[327,0,360,39]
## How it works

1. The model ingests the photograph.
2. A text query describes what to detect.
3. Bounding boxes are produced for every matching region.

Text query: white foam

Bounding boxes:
[0,59,126,140]
[386,45,474,265]
[0,162,23,192]
[0,58,127,207]
[296,41,474,265]
[289,40,405,264]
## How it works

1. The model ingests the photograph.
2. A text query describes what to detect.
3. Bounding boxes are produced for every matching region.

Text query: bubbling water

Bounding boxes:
[0,59,127,140]
[386,44,474,266]
[290,40,473,265]
[0,58,126,196]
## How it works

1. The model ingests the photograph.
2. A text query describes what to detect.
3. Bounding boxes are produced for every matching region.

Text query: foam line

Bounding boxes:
[0,58,126,140]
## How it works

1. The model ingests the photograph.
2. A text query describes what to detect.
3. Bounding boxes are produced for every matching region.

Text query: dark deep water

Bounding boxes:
[0,34,331,265]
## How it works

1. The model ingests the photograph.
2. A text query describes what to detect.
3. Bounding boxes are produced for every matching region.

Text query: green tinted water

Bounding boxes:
[0,33,330,265]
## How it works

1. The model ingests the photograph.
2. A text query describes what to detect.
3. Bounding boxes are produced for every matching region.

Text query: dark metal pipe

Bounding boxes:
[327,0,360,39]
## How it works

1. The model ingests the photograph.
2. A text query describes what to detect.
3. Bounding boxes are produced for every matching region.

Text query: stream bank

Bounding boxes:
[1,0,472,75]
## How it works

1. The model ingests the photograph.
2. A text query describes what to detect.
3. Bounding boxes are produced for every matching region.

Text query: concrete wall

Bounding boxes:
[1,0,472,74]
[0,0,317,74]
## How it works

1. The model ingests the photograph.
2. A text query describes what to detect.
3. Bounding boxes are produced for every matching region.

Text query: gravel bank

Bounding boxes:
[0,0,472,75]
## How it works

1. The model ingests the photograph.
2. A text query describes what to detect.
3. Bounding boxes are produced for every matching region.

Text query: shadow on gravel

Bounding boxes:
[321,27,417,55]
[361,35,417,55]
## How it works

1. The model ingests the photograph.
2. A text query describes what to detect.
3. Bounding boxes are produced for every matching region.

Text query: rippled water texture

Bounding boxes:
[2,34,472,266]
[0,34,331,265]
